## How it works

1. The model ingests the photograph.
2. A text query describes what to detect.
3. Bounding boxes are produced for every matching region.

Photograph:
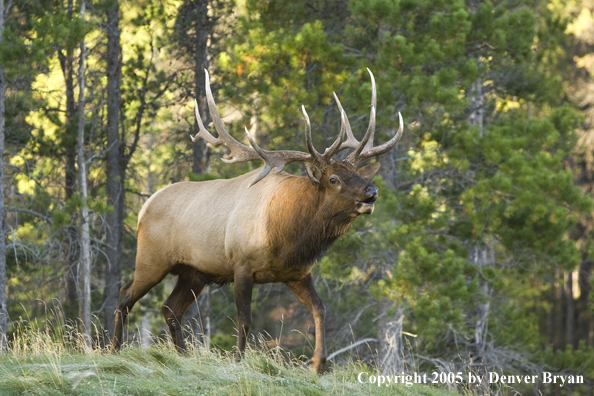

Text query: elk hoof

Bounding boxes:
[312,358,327,374]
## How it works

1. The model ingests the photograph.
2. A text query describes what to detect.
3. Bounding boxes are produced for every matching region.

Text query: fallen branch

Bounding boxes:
[327,338,378,361]
[304,338,378,366]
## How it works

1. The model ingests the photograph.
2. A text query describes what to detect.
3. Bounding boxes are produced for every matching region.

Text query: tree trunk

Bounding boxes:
[376,118,402,373]
[201,287,211,350]
[184,301,200,346]
[104,0,123,339]
[189,0,211,349]
[467,69,484,137]
[378,150,396,189]
[0,0,7,352]
[469,245,492,396]
[548,273,556,346]
[58,0,79,323]
[377,299,404,375]
[555,267,563,349]
[140,312,152,348]
[467,62,492,374]
[76,0,91,346]
[377,116,400,190]
[192,0,210,176]
[577,259,592,346]
[183,287,211,349]
[566,271,575,347]
[472,246,492,354]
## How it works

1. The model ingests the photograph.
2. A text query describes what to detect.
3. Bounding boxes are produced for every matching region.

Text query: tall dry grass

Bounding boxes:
[0,307,466,396]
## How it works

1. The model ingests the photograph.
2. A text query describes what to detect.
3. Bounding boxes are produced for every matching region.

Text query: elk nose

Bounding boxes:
[364,186,378,202]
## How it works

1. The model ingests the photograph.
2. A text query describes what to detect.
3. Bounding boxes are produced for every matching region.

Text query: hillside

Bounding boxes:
[0,342,465,396]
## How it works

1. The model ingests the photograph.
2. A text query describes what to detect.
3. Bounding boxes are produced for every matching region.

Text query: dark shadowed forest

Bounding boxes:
[1,0,594,394]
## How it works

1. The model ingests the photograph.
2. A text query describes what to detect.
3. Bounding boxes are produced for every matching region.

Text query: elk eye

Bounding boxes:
[329,176,339,184]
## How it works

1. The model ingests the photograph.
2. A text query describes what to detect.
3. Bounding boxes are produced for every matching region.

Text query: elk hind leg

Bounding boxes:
[111,273,165,352]
[162,274,205,353]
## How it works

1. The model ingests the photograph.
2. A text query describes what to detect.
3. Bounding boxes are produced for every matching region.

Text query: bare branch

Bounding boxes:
[8,207,52,224]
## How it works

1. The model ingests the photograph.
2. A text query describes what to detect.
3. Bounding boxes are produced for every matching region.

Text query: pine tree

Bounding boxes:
[218,0,591,382]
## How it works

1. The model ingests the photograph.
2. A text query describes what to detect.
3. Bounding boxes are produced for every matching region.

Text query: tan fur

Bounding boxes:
[135,170,325,283]
[110,70,401,374]
[111,162,381,374]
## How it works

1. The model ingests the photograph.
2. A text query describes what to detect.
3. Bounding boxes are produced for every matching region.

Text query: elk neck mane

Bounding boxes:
[264,173,355,267]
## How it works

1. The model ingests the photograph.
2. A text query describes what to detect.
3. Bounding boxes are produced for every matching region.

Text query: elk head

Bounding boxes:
[191,69,403,216]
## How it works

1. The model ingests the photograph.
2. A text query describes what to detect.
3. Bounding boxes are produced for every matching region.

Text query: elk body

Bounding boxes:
[110,70,403,373]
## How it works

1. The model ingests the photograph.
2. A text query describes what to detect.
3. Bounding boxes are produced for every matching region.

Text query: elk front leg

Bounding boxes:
[234,271,253,354]
[285,272,327,374]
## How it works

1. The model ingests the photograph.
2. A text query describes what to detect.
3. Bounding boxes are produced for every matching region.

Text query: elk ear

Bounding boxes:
[357,162,381,181]
[305,162,323,184]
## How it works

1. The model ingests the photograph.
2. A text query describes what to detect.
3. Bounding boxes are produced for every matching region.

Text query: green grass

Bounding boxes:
[0,341,467,396]
[0,315,467,395]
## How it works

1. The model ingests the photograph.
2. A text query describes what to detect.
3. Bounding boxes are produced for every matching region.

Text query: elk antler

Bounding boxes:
[357,112,403,163]
[191,69,402,186]
[192,70,323,186]
[191,70,261,164]
[333,68,404,165]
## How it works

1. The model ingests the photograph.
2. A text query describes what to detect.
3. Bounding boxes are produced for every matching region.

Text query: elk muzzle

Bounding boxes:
[356,185,378,214]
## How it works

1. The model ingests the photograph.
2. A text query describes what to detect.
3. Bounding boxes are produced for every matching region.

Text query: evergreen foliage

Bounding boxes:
[1,0,593,394]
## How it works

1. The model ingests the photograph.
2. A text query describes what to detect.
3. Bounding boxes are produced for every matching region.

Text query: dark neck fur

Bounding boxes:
[266,176,355,267]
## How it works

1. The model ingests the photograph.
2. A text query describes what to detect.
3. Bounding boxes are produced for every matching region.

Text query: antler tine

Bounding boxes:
[302,105,324,164]
[347,69,377,164]
[322,109,346,161]
[202,69,261,164]
[346,106,375,164]
[194,69,396,187]
[363,68,377,153]
[333,92,360,151]
[244,128,274,187]
[357,112,404,163]
[191,98,220,146]
[244,126,312,186]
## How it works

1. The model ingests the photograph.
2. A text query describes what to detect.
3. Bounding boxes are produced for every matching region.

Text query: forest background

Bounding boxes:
[1,0,594,394]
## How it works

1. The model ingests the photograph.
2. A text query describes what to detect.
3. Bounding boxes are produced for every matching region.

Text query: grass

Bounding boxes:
[0,317,467,395]
[0,346,468,396]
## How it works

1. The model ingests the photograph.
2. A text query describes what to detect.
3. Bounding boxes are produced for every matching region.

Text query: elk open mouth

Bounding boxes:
[356,196,377,214]
[357,194,377,214]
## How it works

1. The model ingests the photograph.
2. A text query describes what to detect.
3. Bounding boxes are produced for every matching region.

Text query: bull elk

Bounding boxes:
[110,69,403,373]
